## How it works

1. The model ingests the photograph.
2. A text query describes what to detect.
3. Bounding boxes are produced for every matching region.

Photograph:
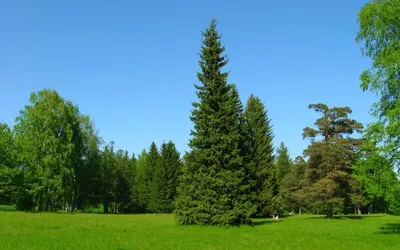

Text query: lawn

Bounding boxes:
[0,211,399,249]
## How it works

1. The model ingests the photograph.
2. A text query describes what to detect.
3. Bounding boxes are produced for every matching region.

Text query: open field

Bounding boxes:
[0,211,399,250]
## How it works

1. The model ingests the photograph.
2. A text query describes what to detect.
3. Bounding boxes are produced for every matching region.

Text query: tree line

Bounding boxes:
[0,90,182,214]
[1,0,400,226]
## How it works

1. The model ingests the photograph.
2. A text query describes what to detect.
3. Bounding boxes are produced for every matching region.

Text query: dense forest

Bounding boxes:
[1,0,400,226]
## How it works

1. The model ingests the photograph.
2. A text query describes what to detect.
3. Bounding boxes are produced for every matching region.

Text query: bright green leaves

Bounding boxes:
[356,0,400,168]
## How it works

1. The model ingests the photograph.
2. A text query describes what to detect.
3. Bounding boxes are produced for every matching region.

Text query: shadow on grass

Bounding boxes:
[252,220,282,227]
[378,224,400,235]
[306,215,381,220]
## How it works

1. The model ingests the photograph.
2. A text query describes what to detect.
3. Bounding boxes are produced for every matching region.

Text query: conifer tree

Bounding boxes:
[134,149,149,212]
[150,141,182,213]
[161,141,182,213]
[147,142,161,213]
[281,156,308,214]
[276,142,292,183]
[175,18,253,225]
[242,94,276,216]
[274,142,292,213]
[302,103,364,217]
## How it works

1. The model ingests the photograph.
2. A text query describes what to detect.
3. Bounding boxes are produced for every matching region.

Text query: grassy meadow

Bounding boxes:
[0,211,399,249]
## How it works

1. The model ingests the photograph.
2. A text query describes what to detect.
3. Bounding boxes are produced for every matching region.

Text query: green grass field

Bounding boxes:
[0,211,399,249]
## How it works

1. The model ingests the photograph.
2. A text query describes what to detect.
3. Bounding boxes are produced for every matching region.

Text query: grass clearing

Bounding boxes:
[0,211,399,249]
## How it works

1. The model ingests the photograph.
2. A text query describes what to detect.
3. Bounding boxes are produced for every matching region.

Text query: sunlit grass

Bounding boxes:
[0,211,399,249]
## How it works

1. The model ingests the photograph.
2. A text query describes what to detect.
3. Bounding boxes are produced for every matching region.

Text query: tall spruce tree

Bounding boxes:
[175,18,253,225]
[134,149,149,212]
[150,141,182,213]
[161,141,182,213]
[242,94,276,216]
[275,142,292,183]
[147,142,161,213]
[275,142,292,213]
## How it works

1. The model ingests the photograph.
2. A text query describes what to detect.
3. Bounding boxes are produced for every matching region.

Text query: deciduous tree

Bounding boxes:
[356,0,400,170]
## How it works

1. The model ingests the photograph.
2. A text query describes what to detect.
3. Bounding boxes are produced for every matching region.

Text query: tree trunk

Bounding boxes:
[103,196,109,214]
[38,193,43,211]
[368,204,373,214]
[299,207,302,215]
[327,204,333,217]
[357,205,362,215]
[45,198,49,212]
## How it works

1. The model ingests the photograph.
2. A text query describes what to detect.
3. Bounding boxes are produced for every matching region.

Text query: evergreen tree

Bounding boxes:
[274,142,292,213]
[147,142,161,213]
[99,141,117,214]
[115,150,135,213]
[134,149,149,212]
[302,103,364,217]
[281,156,308,214]
[275,142,292,183]
[149,141,182,213]
[175,18,253,225]
[162,141,182,213]
[242,94,276,216]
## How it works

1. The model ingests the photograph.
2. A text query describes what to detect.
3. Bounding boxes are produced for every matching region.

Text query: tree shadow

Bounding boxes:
[252,220,282,226]
[378,224,400,235]
[307,215,369,220]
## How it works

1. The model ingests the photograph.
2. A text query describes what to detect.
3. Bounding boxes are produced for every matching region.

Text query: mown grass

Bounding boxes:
[0,211,399,249]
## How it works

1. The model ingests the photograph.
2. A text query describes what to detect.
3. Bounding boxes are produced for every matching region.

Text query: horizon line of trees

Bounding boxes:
[1,0,400,226]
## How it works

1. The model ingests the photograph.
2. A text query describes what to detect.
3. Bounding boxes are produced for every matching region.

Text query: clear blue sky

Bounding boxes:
[0,0,377,159]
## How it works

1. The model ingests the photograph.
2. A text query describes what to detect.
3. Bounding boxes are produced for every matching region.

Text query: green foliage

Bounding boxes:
[387,183,400,215]
[74,115,103,211]
[356,0,400,169]
[0,123,17,204]
[13,89,85,211]
[353,141,400,214]
[115,150,136,213]
[281,156,308,213]
[147,142,161,213]
[99,141,117,213]
[134,149,149,212]
[150,141,182,213]
[275,142,292,183]
[301,104,364,217]
[242,94,276,216]
[175,18,253,226]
